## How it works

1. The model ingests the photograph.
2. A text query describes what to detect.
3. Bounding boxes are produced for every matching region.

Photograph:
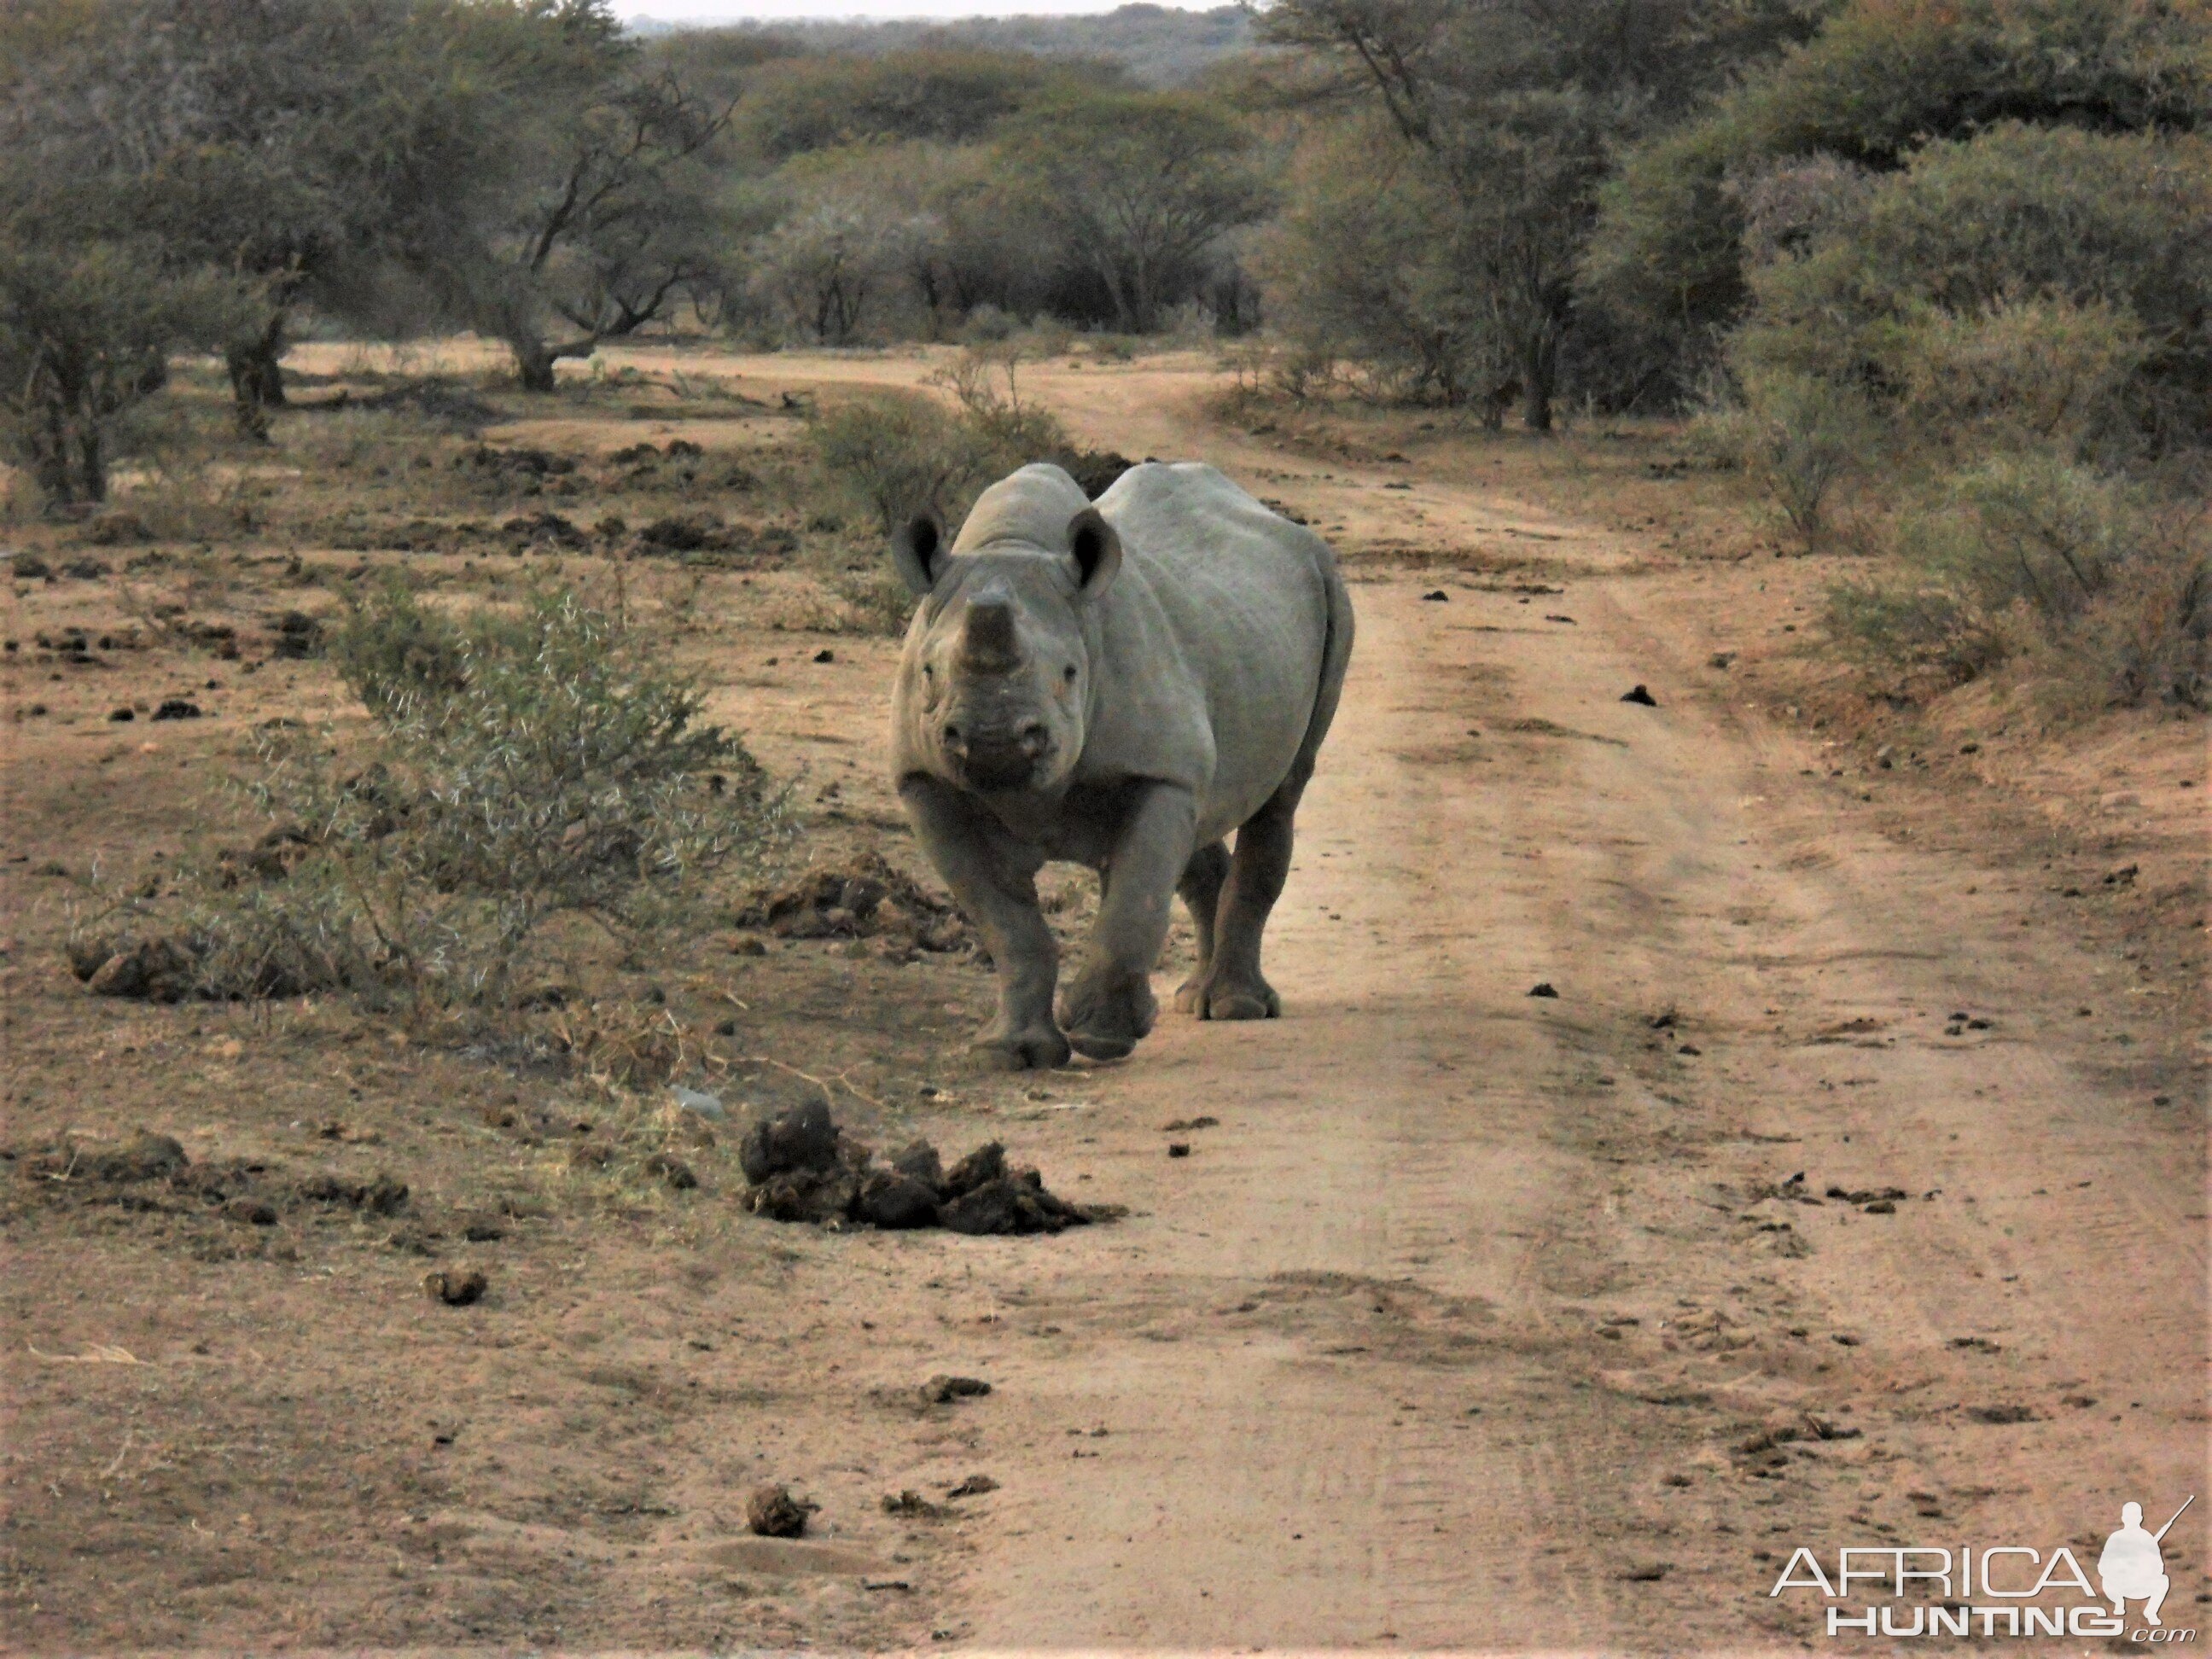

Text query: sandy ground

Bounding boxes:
[3,341,2204,1652]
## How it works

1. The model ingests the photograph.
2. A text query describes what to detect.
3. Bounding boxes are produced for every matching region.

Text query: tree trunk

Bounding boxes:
[225,310,289,440]
[30,396,76,508]
[77,419,106,504]
[1521,330,1557,434]
[509,335,559,393]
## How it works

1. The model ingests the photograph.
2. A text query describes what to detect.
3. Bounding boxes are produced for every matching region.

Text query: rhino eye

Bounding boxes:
[1062,665,1078,683]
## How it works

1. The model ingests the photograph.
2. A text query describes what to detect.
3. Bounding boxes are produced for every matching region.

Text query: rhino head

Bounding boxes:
[890,495,1121,795]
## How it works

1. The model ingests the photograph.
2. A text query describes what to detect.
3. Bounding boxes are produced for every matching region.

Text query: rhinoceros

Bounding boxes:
[887,460,1353,1069]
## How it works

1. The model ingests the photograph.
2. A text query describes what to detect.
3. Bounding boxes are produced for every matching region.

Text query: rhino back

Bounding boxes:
[1087,463,1340,840]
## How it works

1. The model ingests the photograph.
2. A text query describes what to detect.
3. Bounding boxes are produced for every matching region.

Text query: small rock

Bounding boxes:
[422,1269,487,1306]
[1421,590,1448,602]
[1167,1143,1191,1158]
[1620,684,1657,707]
[1621,1562,1673,1582]
[224,1197,277,1225]
[812,648,835,663]
[1708,651,1737,669]
[746,1482,815,1539]
[85,510,150,545]
[641,1152,697,1190]
[731,936,767,958]
[882,1489,948,1518]
[108,707,136,722]
[946,1474,999,1498]
[920,1374,992,1405]
[1527,981,1558,998]
[670,1085,726,1121]
[150,699,201,721]
[84,1131,189,1181]
[84,936,198,1002]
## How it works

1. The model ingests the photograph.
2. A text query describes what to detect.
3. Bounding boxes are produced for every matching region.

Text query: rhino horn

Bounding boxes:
[957,597,1022,672]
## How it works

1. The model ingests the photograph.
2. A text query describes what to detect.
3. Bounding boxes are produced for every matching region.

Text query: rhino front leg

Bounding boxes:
[899,774,1068,1071]
[1060,784,1196,1061]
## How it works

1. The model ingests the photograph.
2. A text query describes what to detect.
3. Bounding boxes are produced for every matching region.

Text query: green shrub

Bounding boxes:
[117,585,788,1018]
[808,391,995,538]
[807,346,1078,542]
[1825,577,2005,684]
[1920,456,2144,621]
[1825,455,2208,708]
[830,566,921,637]
[932,344,1073,463]
[1703,367,1879,550]
[1731,125,2212,454]
[1896,299,2150,463]
[328,578,474,718]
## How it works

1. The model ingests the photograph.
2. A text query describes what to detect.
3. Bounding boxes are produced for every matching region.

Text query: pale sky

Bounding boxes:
[615,0,1213,18]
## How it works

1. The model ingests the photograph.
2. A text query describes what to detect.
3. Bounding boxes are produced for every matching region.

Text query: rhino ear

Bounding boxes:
[1067,507,1121,601]
[890,512,945,596]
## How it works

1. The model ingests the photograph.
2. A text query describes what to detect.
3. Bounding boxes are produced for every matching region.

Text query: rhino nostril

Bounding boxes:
[1018,722,1049,755]
[942,723,965,753]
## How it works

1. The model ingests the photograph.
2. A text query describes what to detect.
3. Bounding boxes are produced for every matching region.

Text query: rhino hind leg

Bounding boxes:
[1190,784,1303,1022]
[1172,841,1231,1013]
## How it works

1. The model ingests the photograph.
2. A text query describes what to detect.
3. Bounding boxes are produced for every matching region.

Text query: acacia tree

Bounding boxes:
[23,0,504,438]
[992,88,1269,334]
[0,7,259,504]
[375,2,740,392]
[477,67,738,390]
[1259,0,1828,428]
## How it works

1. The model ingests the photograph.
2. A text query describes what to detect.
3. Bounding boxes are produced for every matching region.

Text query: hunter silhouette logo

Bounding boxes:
[2101,1497,2192,1627]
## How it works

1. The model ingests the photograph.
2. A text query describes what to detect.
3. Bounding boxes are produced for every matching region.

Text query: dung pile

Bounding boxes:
[739,1100,1091,1236]
[735,853,969,952]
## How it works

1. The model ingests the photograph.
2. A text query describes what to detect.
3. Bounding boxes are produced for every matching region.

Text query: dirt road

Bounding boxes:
[697,350,2205,1647]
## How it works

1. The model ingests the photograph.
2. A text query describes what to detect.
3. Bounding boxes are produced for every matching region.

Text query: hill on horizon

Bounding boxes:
[629,3,1262,87]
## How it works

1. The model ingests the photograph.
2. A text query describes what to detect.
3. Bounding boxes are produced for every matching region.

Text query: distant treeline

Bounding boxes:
[3,1,2207,512]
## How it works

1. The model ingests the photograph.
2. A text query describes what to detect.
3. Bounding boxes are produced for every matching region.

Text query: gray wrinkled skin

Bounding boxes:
[888,461,1354,1070]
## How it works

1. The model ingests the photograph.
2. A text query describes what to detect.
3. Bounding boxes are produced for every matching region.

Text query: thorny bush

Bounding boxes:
[84,582,788,1020]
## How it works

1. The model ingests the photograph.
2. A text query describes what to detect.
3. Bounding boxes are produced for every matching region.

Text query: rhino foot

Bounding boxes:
[1058,968,1156,1062]
[969,1023,1071,1072]
[1184,971,1281,1022]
